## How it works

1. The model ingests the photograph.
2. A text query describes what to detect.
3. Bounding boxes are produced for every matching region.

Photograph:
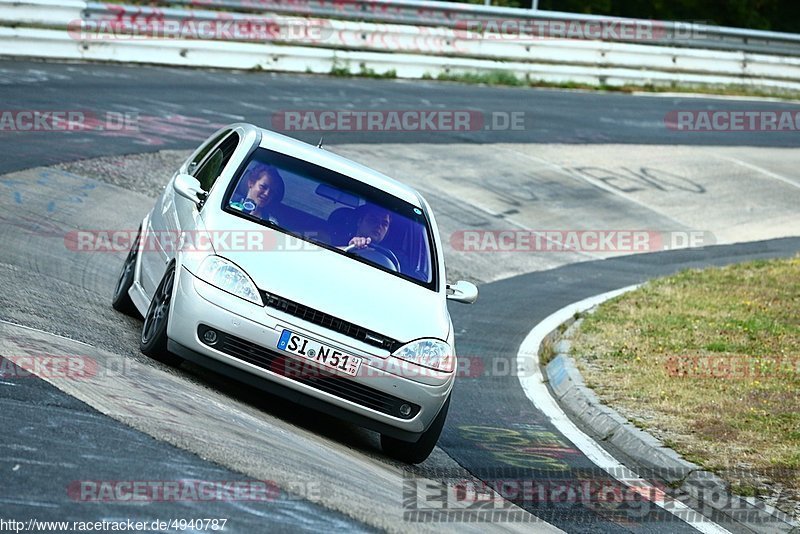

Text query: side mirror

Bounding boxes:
[446,280,478,304]
[173,173,206,206]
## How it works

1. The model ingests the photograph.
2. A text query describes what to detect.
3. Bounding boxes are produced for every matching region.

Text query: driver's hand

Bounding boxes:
[348,236,371,249]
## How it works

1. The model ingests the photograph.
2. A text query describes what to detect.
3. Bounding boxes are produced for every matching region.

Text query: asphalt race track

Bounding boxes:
[1,60,799,175]
[1,59,799,533]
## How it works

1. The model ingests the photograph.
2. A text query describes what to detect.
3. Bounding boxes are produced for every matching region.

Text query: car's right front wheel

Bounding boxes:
[111,227,140,316]
[381,394,450,464]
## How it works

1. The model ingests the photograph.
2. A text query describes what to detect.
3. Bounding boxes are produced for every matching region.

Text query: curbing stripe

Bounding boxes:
[519,285,799,533]
[516,284,736,534]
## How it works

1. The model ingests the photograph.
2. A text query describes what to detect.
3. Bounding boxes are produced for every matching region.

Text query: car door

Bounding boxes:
[140,129,238,296]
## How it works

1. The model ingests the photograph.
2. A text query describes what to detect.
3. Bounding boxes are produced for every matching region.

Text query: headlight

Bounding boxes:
[393,339,454,372]
[196,255,262,305]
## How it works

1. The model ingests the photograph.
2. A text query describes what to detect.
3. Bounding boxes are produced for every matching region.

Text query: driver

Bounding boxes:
[347,204,391,249]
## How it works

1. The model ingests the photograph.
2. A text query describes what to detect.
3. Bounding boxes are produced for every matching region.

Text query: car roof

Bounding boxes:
[238,123,425,209]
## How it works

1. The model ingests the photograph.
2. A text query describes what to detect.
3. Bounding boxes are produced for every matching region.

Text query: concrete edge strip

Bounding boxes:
[629,91,800,104]
[0,317,93,347]
[518,285,800,532]
[516,285,735,534]
[0,319,556,532]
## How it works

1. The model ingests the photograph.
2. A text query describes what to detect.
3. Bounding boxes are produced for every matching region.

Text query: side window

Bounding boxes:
[187,130,229,175]
[193,132,240,193]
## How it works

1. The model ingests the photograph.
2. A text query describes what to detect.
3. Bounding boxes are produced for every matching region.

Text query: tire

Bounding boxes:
[140,264,183,367]
[111,229,140,316]
[381,395,450,464]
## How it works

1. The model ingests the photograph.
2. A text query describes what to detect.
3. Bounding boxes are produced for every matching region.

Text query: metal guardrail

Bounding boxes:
[6,24,799,92]
[144,0,800,57]
[72,2,800,79]
[2,0,800,91]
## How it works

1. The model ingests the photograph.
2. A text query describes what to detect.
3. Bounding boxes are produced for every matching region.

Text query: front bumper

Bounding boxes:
[167,266,453,439]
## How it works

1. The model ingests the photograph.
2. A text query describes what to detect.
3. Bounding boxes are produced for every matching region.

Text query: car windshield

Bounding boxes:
[223,147,436,289]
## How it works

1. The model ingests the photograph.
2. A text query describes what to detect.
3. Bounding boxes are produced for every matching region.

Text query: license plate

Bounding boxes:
[277,330,361,376]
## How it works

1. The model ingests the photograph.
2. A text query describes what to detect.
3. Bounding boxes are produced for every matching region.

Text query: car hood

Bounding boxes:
[218,231,449,344]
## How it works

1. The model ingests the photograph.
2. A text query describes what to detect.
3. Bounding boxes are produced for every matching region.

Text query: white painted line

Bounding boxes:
[630,91,800,104]
[240,102,269,111]
[0,318,92,347]
[516,285,733,534]
[199,109,246,121]
[139,98,185,111]
[715,156,800,190]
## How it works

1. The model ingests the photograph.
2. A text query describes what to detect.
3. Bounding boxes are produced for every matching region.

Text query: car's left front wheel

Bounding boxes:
[140,264,183,367]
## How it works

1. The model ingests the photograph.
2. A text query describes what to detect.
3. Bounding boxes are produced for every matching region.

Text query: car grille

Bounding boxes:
[199,326,420,420]
[259,290,402,353]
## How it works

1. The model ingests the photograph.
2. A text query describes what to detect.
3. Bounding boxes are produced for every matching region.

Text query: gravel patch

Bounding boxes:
[55,150,191,198]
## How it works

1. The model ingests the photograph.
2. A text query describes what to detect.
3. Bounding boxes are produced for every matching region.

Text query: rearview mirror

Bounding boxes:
[173,173,206,206]
[446,280,478,304]
[315,183,360,207]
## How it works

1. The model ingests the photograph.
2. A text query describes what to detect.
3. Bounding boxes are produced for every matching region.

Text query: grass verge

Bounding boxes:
[570,256,800,511]
[423,70,800,100]
[313,64,800,100]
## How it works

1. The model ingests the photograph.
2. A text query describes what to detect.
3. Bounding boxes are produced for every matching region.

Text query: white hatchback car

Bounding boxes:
[112,123,477,463]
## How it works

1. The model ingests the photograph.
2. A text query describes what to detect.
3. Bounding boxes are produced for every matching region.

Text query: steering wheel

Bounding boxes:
[352,244,401,272]
[369,244,401,271]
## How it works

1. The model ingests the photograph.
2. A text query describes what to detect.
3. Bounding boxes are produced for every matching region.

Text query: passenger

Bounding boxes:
[230,162,284,224]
